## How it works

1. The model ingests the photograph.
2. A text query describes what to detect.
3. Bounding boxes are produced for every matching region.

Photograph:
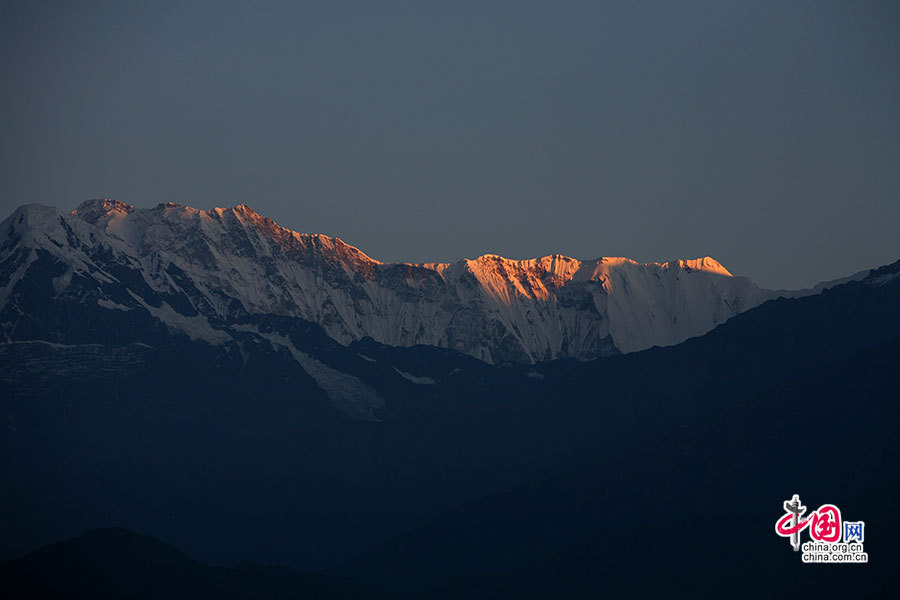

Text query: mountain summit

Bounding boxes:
[1,200,819,363]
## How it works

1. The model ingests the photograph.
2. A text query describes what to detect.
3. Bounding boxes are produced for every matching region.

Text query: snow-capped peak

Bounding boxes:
[0,200,811,363]
[72,198,135,224]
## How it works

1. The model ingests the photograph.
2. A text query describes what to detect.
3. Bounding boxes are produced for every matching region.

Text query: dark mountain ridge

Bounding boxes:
[2,207,897,595]
[1,527,386,599]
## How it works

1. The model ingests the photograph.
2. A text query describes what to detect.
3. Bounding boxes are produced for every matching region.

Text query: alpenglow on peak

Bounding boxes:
[1,200,791,363]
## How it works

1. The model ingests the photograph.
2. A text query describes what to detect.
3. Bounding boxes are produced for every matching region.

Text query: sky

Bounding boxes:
[1,1,898,289]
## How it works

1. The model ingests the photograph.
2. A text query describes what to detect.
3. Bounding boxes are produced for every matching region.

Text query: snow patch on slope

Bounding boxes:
[393,367,436,385]
[236,326,384,420]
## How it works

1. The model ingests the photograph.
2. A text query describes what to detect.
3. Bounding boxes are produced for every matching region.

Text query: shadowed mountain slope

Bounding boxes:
[0,527,387,599]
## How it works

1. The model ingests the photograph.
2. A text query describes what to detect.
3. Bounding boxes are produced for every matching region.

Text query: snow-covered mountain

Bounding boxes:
[0,199,833,365]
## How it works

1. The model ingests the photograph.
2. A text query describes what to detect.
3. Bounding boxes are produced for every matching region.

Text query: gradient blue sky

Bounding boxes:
[1,1,898,288]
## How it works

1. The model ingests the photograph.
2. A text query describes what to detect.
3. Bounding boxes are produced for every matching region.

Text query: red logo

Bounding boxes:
[776,495,843,547]
[809,505,842,543]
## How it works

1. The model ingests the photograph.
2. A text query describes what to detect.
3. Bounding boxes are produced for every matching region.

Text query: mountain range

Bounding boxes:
[2,200,835,364]
[1,200,896,597]
[0,200,862,418]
